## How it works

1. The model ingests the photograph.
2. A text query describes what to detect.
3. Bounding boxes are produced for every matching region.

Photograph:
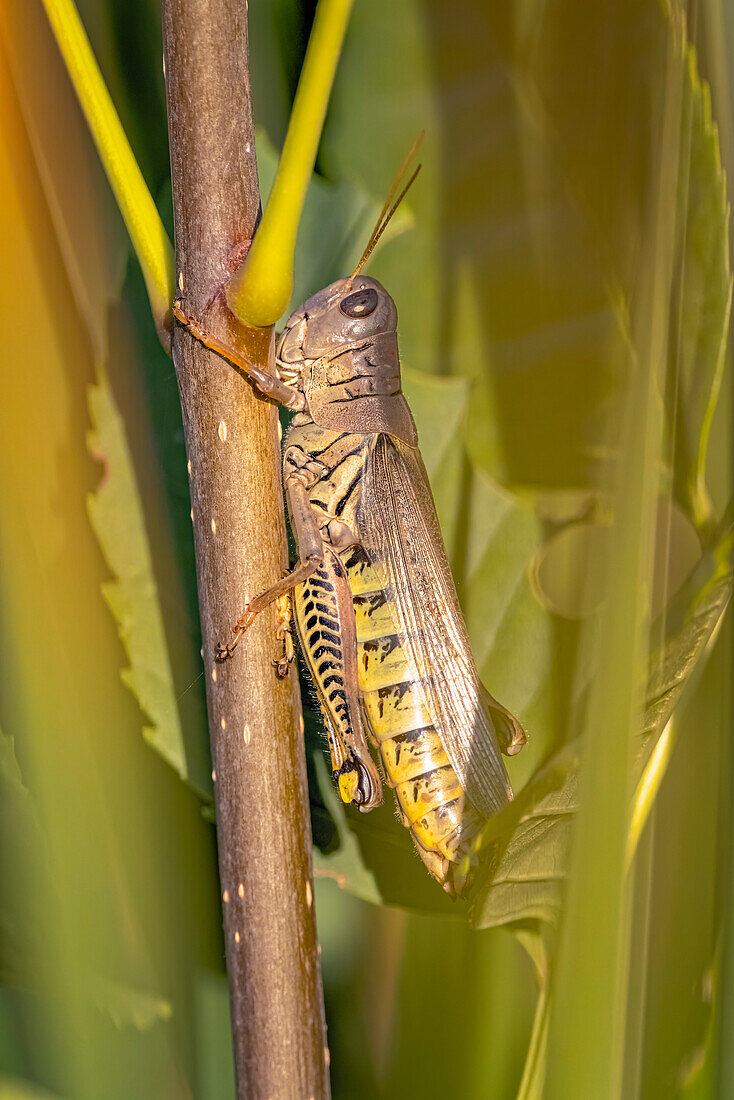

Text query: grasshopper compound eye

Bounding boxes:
[339,287,378,318]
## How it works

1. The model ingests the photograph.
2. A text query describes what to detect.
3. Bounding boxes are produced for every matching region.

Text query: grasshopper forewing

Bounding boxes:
[173,144,526,895]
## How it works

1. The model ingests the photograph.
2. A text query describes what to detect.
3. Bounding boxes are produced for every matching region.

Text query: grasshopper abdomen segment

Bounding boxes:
[339,540,487,896]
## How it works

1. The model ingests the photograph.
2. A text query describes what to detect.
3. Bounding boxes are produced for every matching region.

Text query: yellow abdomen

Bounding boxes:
[342,545,484,896]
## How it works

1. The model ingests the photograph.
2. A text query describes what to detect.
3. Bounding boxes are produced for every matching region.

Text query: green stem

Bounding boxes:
[226,0,353,327]
[515,929,551,1100]
[40,0,175,348]
[516,986,551,1100]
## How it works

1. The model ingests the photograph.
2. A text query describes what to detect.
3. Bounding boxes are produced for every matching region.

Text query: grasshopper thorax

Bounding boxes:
[276,276,417,446]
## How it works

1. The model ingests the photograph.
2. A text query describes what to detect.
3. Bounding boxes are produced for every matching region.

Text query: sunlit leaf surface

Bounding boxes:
[471,526,733,932]
[87,376,212,797]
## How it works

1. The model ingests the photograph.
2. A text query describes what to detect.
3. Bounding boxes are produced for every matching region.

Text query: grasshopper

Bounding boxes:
[173,145,526,895]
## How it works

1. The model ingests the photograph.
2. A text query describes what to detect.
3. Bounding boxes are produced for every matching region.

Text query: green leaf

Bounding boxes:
[312,753,382,908]
[401,367,469,481]
[0,0,129,360]
[405,366,557,783]
[321,0,632,486]
[87,374,212,799]
[38,0,174,337]
[671,49,732,534]
[0,1079,63,1100]
[0,730,50,988]
[470,525,733,932]
[248,1,303,150]
[87,977,172,1032]
[193,971,235,1100]
[0,727,171,1031]
[470,746,580,930]
[640,524,734,750]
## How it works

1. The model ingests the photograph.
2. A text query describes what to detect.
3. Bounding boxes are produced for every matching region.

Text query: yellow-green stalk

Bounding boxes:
[40,0,175,346]
[625,718,675,868]
[226,0,353,327]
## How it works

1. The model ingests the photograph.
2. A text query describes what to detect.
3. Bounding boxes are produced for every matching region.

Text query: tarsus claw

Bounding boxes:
[273,655,293,678]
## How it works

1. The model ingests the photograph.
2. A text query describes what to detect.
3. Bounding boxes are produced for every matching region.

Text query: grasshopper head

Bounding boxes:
[276,277,417,445]
[276,276,397,366]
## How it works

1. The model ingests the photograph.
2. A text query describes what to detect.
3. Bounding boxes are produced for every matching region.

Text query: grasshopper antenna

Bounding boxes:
[350,131,424,281]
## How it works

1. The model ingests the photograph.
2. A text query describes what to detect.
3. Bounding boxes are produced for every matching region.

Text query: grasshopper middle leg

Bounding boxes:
[273,593,296,678]
[216,474,324,662]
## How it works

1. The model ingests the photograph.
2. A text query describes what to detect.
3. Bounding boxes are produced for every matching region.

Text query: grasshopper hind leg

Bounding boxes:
[294,548,382,812]
[322,708,381,810]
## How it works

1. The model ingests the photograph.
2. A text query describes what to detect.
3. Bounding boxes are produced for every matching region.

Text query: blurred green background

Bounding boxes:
[0,0,732,1097]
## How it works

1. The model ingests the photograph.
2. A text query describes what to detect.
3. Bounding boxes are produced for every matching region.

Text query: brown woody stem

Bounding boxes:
[161,2,329,1096]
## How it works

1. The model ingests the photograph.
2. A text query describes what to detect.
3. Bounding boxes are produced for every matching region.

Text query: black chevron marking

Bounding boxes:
[309,576,334,592]
[310,432,350,457]
[315,616,340,633]
[323,674,344,690]
[314,644,341,661]
[405,727,436,743]
[327,441,365,462]
[353,591,387,614]
[334,467,363,517]
[343,545,371,570]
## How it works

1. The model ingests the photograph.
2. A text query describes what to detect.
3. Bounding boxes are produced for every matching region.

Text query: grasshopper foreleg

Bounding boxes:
[172,300,306,411]
[216,475,324,662]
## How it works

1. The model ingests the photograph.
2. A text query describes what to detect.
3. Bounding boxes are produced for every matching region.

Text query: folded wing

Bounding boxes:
[359,433,522,818]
